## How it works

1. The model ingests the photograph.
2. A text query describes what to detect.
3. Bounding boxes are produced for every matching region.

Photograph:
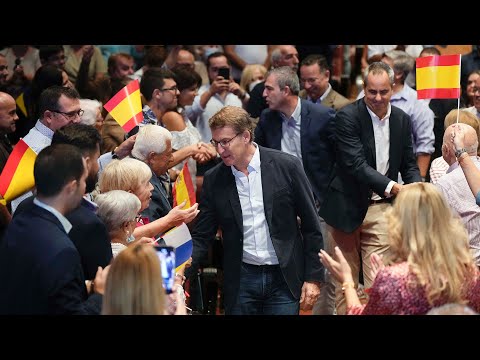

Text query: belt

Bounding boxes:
[369,197,392,205]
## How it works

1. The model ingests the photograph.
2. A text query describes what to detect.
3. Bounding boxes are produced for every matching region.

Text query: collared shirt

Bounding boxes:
[358,84,435,155]
[366,104,395,200]
[307,83,332,104]
[436,156,480,265]
[190,84,243,142]
[23,119,54,154]
[231,143,278,265]
[33,197,72,234]
[280,98,302,160]
[140,104,159,126]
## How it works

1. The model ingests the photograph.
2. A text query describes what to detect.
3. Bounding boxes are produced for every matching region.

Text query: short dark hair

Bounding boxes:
[38,86,80,119]
[38,45,64,62]
[300,54,330,72]
[140,68,175,102]
[52,123,101,156]
[171,65,202,91]
[34,144,84,197]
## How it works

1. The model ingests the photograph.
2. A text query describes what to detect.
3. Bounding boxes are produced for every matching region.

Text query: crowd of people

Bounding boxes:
[0,44,479,315]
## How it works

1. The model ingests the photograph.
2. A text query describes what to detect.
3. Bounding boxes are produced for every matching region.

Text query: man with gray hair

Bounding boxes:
[247,45,300,118]
[436,123,480,265]
[357,50,435,181]
[131,124,199,223]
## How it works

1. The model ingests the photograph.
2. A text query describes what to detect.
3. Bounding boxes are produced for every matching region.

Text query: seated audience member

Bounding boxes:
[430,109,480,184]
[0,144,109,314]
[97,157,199,239]
[451,124,480,206]
[38,45,67,70]
[102,242,186,315]
[239,64,267,99]
[95,189,152,257]
[320,182,480,315]
[79,98,104,132]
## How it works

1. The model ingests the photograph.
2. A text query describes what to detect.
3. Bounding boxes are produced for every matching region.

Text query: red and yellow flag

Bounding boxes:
[0,139,36,205]
[416,54,461,99]
[103,79,142,132]
[172,163,196,208]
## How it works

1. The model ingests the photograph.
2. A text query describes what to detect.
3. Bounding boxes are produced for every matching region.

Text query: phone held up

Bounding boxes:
[154,246,176,294]
[217,67,230,81]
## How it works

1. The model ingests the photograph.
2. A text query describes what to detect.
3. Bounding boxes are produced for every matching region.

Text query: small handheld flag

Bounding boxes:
[0,139,37,205]
[162,222,193,272]
[172,162,196,209]
[103,79,143,132]
[416,54,461,99]
[15,92,28,117]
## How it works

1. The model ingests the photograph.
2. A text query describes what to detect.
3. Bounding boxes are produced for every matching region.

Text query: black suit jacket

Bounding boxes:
[186,146,324,313]
[0,204,102,314]
[255,99,336,207]
[320,99,421,233]
[141,170,172,221]
[15,197,112,280]
[246,81,267,118]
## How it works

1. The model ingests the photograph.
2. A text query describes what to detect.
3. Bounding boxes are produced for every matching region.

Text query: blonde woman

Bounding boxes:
[320,182,480,315]
[102,243,186,315]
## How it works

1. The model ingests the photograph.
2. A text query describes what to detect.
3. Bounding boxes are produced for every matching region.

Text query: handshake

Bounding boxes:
[191,141,217,163]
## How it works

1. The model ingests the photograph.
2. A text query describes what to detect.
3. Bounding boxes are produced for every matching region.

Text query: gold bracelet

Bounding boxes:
[341,281,355,292]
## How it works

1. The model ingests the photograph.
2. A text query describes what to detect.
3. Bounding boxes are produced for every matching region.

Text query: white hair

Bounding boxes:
[131,124,172,161]
[79,98,102,126]
[95,190,141,232]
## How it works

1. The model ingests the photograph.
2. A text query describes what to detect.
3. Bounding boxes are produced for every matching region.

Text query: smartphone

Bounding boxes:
[217,67,230,80]
[155,246,176,294]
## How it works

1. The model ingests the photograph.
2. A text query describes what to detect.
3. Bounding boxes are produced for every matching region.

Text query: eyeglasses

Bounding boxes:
[50,109,84,119]
[160,86,178,92]
[210,133,241,149]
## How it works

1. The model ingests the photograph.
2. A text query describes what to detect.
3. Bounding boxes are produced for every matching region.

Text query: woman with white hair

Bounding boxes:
[97,157,199,240]
[95,190,152,257]
[79,98,104,132]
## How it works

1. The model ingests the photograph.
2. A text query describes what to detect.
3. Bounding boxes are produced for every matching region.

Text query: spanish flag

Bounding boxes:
[416,54,461,99]
[0,139,36,205]
[172,163,196,209]
[103,79,142,132]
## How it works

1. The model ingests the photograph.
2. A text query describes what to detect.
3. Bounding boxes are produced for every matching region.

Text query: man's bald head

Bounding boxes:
[0,91,18,133]
[444,123,479,155]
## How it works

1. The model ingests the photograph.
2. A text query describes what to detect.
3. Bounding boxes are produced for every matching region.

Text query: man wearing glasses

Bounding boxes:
[11,86,83,213]
[186,106,324,315]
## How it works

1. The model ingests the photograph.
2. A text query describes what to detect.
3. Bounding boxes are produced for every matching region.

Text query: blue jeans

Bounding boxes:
[228,262,299,315]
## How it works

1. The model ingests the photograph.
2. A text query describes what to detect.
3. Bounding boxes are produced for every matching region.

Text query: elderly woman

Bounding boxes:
[97,157,199,240]
[79,98,104,132]
[95,190,145,257]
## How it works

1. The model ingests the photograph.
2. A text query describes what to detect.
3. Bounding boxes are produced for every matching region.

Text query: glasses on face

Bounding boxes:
[160,86,178,92]
[473,87,480,94]
[50,109,84,119]
[210,133,241,149]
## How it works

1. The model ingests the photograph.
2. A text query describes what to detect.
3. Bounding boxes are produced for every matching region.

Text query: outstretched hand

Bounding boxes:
[319,246,353,284]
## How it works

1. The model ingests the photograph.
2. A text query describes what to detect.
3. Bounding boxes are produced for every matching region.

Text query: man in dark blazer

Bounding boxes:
[0,144,108,314]
[319,62,421,314]
[186,106,324,315]
[15,124,112,281]
[254,66,335,315]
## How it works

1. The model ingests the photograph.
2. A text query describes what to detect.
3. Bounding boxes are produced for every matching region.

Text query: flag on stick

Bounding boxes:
[0,139,36,205]
[162,222,193,272]
[416,54,461,99]
[103,79,142,132]
[172,162,196,208]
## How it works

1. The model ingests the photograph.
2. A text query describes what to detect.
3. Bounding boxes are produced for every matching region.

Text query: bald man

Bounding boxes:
[0,92,19,172]
[436,123,480,265]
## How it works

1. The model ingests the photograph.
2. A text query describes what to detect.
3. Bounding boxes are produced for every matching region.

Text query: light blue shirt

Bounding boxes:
[231,143,278,265]
[33,197,72,234]
[358,84,435,155]
[280,98,302,160]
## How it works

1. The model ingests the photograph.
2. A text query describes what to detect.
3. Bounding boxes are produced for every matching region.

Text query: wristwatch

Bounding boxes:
[455,148,467,158]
